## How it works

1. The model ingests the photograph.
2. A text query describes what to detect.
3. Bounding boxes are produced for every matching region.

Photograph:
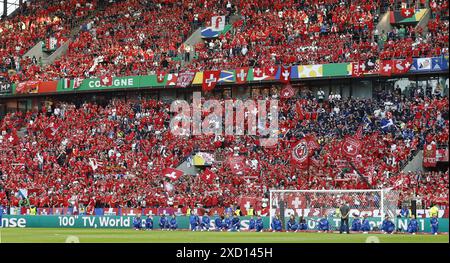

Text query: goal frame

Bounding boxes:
[269,188,398,231]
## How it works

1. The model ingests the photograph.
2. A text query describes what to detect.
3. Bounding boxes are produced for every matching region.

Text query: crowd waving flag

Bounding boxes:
[291,139,309,168]
[162,168,184,180]
[341,136,362,158]
[280,83,295,99]
[200,169,218,184]
[227,156,249,174]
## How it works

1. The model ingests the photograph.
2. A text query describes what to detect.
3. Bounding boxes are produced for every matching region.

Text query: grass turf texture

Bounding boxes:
[0,228,448,243]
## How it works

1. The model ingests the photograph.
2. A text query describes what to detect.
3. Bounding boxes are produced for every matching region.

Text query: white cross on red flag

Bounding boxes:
[100,75,113,86]
[235,67,249,84]
[341,136,362,158]
[162,168,184,181]
[380,60,394,76]
[202,70,220,92]
[279,66,291,84]
[280,83,295,99]
[227,156,249,174]
[156,71,166,83]
[200,169,217,184]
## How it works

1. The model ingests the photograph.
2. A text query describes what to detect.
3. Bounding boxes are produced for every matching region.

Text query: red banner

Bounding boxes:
[291,139,309,168]
[436,148,449,162]
[423,144,437,167]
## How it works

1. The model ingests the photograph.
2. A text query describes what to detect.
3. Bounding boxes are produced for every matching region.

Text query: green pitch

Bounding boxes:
[0,228,448,243]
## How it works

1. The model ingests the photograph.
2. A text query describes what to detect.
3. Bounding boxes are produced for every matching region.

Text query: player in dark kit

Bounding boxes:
[133,215,142,230]
[145,215,153,230]
[201,214,211,231]
[169,215,178,231]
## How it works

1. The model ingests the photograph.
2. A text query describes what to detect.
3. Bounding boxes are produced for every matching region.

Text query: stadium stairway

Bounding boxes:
[375,5,431,41]
[176,156,201,176]
[22,4,105,66]
[402,150,425,173]
[180,14,241,65]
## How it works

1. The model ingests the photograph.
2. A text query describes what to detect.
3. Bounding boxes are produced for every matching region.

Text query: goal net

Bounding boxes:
[269,189,399,231]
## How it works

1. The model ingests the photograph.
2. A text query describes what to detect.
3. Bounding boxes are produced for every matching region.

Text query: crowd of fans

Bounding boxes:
[0,0,449,83]
[0,0,97,82]
[0,86,448,212]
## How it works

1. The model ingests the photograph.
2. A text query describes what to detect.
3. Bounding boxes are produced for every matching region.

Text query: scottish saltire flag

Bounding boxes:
[19,189,28,198]
[218,70,236,83]
[380,118,394,131]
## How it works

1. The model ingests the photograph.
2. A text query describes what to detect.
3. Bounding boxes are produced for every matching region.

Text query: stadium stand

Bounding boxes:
[0,0,448,216]
[0,0,448,81]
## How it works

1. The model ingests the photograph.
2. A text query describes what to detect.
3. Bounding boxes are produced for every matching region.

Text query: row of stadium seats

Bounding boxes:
[1,0,449,82]
[0,91,448,210]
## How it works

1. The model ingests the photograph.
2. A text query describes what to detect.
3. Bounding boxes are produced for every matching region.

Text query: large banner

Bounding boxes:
[2,56,447,97]
[1,215,448,232]
[423,144,437,167]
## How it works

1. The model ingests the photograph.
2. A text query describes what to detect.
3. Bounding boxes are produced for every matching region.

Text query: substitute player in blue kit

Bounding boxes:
[407,215,419,234]
[271,215,282,232]
[169,215,178,231]
[430,215,439,235]
[255,215,264,232]
[287,215,298,232]
[189,211,200,231]
[133,214,142,230]
[361,214,371,233]
[145,215,153,230]
[318,215,330,232]
[201,214,211,231]
[214,215,223,231]
[159,214,168,230]
[230,214,241,231]
[351,215,361,231]
[248,215,256,231]
[381,215,395,234]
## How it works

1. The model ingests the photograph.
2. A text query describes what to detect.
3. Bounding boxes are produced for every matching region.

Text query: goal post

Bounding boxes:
[269,189,399,231]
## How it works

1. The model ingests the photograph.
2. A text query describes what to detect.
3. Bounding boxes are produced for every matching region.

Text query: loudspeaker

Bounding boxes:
[411,200,417,217]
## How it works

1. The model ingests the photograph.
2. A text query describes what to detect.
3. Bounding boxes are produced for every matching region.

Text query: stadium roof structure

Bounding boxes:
[1,0,26,18]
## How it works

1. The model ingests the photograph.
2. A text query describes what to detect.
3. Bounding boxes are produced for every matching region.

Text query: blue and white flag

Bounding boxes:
[19,189,28,198]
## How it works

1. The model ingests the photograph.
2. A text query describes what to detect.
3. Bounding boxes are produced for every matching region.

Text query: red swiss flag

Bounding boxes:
[341,136,362,159]
[162,168,184,181]
[200,169,217,184]
[380,60,394,76]
[280,83,295,99]
[264,65,278,79]
[202,70,220,92]
[227,156,249,174]
[4,132,19,145]
[100,75,113,86]
[235,67,249,84]
[279,66,291,84]
[400,8,414,18]
[156,71,166,83]
[253,67,264,78]
[352,62,364,77]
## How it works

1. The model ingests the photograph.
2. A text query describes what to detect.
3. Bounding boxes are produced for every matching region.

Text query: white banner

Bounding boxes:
[211,16,225,31]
